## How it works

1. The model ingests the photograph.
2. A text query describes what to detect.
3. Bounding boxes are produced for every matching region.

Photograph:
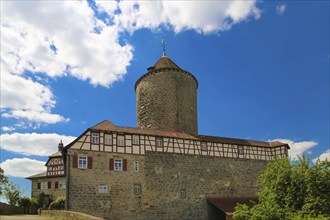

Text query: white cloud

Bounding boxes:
[2,110,69,124]
[276,4,286,15]
[0,158,46,178]
[2,126,16,132]
[1,1,133,87]
[271,139,318,160]
[313,149,330,163]
[0,133,76,156]
[107,0,261,34]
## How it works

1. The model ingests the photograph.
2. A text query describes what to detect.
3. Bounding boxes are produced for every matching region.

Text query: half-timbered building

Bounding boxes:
[27,141,66,207]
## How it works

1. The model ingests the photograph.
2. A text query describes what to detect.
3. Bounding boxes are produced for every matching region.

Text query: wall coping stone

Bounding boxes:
[41,210,104,220]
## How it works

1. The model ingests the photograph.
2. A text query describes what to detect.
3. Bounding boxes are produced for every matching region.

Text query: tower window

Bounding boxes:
[91,132,99,144]
[156,137,163,147]
[105,134,112,145]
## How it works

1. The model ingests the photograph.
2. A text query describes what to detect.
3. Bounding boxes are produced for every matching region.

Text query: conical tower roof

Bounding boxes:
[153,55,182,70]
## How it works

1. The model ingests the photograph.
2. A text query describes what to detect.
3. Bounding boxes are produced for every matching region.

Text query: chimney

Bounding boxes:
[58,140,64,152]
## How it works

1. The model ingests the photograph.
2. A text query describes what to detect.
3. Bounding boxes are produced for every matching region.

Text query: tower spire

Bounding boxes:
[161,34,167,57]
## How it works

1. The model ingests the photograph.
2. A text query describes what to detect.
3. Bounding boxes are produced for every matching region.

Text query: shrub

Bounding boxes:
[49,196,65,210]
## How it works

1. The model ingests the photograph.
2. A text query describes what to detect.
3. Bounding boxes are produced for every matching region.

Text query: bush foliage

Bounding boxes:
[233,157,330,220]
[49,196,65,210]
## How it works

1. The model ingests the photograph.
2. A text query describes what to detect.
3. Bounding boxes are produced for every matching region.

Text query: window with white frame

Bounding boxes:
[78,156,87,169]
[59,181,66,189]
[238,145,244,155]
[132,135,140,145]
[104,134,112,145]
[134,184,141,195]
[156,137,163,147]
[91,132,99,144]
[99,184,107,193]
[133,161,139,172]
[117,135,125,146]
[201,142,208,151]
[114,159,123,171]
[41,182,48,189]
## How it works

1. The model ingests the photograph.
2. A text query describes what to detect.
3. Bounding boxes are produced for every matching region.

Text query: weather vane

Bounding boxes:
[161,34,167,57]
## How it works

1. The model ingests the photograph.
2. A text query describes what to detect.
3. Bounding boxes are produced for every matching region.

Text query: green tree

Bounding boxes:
[0,168,9,195]
[233,157,330,220]
[3,182,22,206]
[18,196,31,213]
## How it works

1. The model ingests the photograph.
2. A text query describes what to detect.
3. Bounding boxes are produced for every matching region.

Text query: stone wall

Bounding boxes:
[31,176,66,201]
[67,149,146,219]
[67,149,267,220]
[136,69,198,135]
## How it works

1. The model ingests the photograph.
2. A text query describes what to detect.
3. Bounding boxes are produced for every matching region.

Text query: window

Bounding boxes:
[91,132,99,144]
[134,184,141,195]
[156,137,163,147]
[238,145,244,155]
[59,181,66,189]
[114,159,123,171]
[78,156,87,169]
[41,182,48,189]
[99,184,107,193]
[134,161,139,172]
[105,134,112,145]
[181,189,186,198]
[132,135,140,145]
[201,142,208,151]
[117,135,125,146]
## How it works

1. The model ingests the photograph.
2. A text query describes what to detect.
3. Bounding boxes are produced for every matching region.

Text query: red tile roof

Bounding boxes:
[26,171,47,179]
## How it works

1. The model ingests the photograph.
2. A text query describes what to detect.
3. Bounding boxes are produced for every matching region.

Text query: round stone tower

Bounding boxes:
[135,54,198,135]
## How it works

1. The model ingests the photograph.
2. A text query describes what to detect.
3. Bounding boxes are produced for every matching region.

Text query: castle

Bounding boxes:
[27,53,289,220]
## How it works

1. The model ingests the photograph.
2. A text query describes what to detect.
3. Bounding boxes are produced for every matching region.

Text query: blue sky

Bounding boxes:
[1,1,329,198]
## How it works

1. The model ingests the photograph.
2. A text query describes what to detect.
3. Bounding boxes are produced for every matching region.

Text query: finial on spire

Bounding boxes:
[161,34,167,57]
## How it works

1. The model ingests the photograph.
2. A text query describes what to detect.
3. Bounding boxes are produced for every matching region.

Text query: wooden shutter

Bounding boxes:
[123,159,127,171]
[88,157,93,169]
[55,182,59,189]
[109,158,114,170]
[72,155,78,168]
[48,181,51,189]
[37,182,41,189]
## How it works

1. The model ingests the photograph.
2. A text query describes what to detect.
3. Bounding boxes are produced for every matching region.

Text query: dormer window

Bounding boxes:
[105,134,112,145]
[132,135,140,145]
[91,132,99,144]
